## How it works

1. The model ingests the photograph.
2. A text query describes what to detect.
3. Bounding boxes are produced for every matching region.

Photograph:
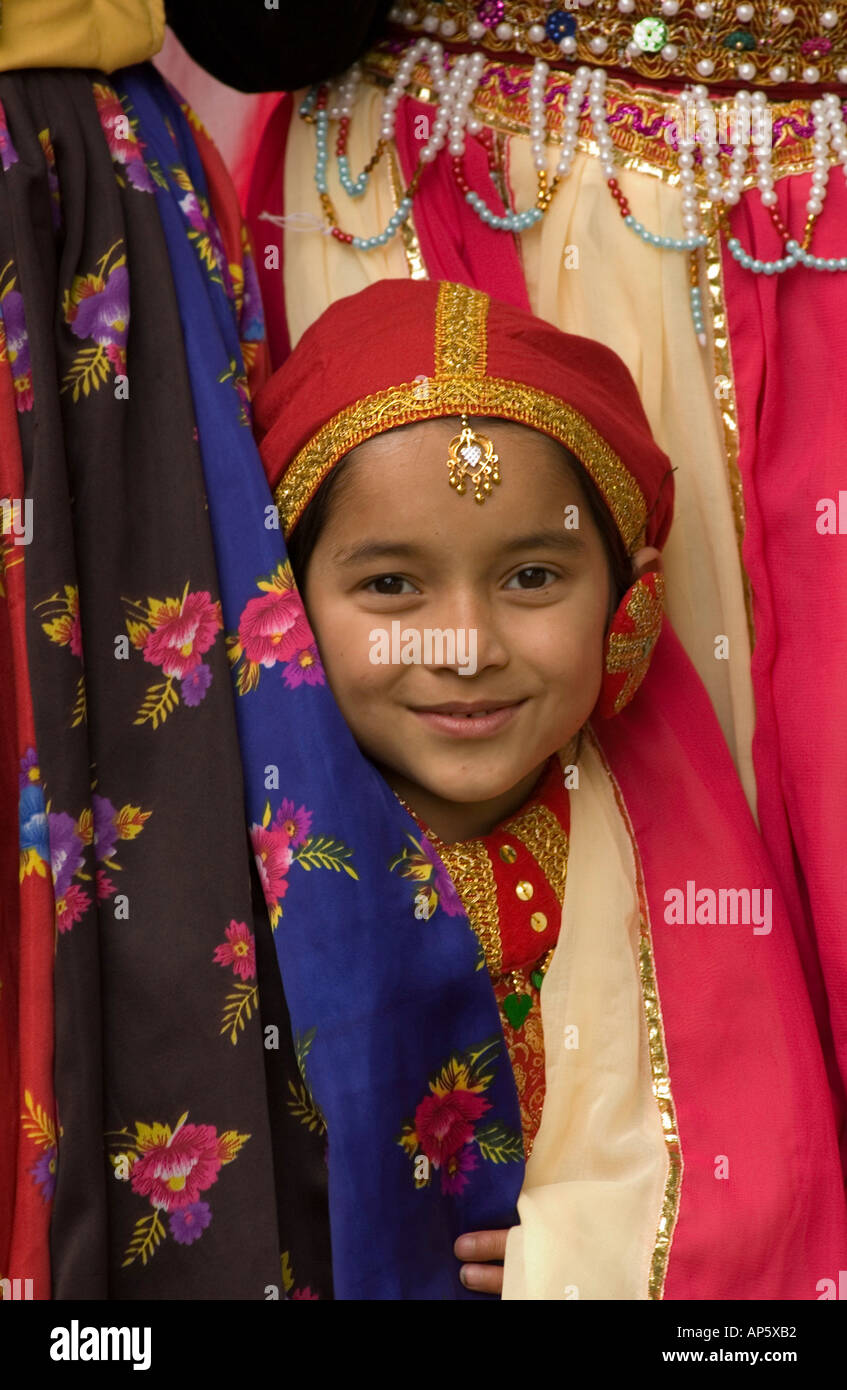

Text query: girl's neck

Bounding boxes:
[382,759,551,844]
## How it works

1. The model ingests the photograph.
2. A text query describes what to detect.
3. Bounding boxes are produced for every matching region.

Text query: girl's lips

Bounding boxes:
[411,702,524,739]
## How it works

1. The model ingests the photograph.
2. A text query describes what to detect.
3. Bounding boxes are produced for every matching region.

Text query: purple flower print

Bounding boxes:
[178,190,206,234]
[282,644,325,689]
[181,662,212,707]
[240,248,264,342]
[47,811,85,897]
[30,1146,58,1202]
[69,264,129,351]
[92,794,118,862]
[168,1201,212,1246]
[19,747,40,793]
[420,837,464,917]
[2,288,32,378]
[273,800,312,848]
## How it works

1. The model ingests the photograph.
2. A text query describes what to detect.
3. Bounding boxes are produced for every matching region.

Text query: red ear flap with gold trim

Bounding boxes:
[595,571,665,720]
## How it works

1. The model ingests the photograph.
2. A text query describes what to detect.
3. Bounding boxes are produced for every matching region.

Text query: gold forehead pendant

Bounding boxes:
[446,414,500,504]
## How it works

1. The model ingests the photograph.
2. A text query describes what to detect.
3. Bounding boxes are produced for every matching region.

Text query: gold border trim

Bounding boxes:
[585,725,683,1301]
[276,376,648,551]
[703,207,755,650]
[387,144,428,281]
[434,281,489,378]
[382,2,847,93]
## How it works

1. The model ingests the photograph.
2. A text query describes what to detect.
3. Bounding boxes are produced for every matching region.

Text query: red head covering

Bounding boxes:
[255,279,673,553]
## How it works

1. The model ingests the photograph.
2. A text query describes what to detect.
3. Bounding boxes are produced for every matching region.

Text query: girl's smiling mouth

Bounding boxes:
[410,699,526,738]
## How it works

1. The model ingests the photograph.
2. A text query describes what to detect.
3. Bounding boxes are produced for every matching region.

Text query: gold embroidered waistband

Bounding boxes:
[364,44,830,182]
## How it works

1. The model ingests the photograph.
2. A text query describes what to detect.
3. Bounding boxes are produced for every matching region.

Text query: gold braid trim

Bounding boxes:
[275,376,648,551]
[503,804,569,907]
[430,837,502,977]
[434,281,489,378]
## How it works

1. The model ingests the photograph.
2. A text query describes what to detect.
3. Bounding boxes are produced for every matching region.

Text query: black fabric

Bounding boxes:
[165,0,394,93]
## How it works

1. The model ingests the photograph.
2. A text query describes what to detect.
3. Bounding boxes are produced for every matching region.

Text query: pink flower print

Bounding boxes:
[291,1288,320,1300]
[0,98,19,170]
[142,590,222,680]
[420,838,464,917]
[273,800,312,848]
[282,644,325,688]
[213,920,256,981]
[96,869,116,901]
[130,1122,223,1213]
[440,1143,479,1195]
[414,1089,490,1168]
[56,882,91,934]
[250,824,293,910]
[237,589,314,669]
[169,1200,212,1245]
[93,84,155,192]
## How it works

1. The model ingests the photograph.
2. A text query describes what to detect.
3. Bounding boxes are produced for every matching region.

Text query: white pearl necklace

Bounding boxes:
[321,41,847,296]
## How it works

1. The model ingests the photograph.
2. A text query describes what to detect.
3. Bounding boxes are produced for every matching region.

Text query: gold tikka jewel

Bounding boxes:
[446,414,500,504]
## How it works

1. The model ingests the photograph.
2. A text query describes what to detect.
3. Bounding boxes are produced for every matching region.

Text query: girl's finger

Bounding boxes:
[453,1228,509,1262]
[459,1261,505,1295]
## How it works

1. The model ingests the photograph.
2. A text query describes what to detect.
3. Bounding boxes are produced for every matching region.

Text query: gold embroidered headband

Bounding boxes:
[269,282,655,553]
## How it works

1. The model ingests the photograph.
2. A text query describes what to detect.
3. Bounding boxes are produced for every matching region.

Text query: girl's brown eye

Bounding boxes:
[367,575,414,595]
[507,567,555,590]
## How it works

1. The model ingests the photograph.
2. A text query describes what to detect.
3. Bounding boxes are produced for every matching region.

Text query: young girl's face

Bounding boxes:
[300,418,615,840]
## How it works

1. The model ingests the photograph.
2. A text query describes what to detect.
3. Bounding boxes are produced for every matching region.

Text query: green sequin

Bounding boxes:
[724,28,756,51]
[632,17,668,53]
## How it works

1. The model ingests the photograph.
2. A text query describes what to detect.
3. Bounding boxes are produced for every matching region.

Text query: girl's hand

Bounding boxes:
[454,1229,509,1295]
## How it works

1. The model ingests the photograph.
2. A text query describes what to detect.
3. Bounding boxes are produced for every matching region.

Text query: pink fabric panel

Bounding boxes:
[722,173,847,1126]
[596,625,847,1298]
[394,96,531,311]
[246,93,293,371]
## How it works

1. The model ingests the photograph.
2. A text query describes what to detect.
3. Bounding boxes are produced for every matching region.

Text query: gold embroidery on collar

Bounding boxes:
[425,747,574,979]
[503,804,568,907]
[276,376,648,551]
[433,837,502,976]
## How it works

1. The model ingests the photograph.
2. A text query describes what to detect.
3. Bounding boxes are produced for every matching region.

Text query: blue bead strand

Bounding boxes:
[310,94,415,250]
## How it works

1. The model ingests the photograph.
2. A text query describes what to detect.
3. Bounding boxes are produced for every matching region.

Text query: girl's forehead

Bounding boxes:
[345,418,586,498]
[323,425,600,559]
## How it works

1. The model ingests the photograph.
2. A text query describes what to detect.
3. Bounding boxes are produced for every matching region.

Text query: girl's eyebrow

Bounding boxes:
[501,530,588,554]
[331,540,427,565]
[331,530,589,566]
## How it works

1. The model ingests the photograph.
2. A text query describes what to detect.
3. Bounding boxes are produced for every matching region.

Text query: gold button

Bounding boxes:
[516,880,534,901]
[499,844,517,864]
[530,912,548,933]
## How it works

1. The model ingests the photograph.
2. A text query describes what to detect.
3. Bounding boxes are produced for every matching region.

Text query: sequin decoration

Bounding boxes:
[723,28,756,49]
[546,10,577,42]
[477,0,505,27]
[633,16,669,51]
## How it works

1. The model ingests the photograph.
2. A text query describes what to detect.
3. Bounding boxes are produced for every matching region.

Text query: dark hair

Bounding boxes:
[286,434,632,615]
